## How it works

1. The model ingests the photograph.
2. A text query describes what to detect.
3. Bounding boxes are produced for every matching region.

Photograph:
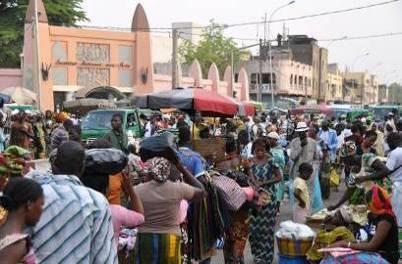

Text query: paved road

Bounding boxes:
[212,186,345,264]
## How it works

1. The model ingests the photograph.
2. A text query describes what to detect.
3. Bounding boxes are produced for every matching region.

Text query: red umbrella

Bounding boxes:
[136,88,238,116]
[225,97,256,116]
[241,101,256,116]
[290,104,334,116]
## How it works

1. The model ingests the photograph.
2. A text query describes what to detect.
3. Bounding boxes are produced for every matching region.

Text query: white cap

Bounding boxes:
[295,122,309,132]
[267,132,280,140]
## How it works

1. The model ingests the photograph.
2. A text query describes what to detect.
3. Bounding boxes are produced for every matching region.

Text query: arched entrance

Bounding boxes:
[74,86,126,101]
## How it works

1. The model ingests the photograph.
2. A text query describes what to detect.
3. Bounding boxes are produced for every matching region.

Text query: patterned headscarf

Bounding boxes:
[149,157,171,183]
[340,141,357,157]
[0,146,31,178]
[366,185,395,218]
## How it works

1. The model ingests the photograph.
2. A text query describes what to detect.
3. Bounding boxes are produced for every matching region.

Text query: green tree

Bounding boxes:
[0,0,88,67]
[179,20,245,78]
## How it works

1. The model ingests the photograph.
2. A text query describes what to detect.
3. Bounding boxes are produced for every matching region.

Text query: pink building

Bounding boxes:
[0,0,249,111]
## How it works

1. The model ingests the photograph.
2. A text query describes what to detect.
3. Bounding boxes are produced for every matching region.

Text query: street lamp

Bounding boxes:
[352,52,370,71]
[267,0,296,108]
[230,43,261,99]
[326,36,348,50]
[368,62,382,73]
[348,52,369,105]
[324,36,347,100]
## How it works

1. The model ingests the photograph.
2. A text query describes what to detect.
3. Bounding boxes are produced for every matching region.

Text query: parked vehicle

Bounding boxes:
[81,108,143,145]
[369,105,402,121]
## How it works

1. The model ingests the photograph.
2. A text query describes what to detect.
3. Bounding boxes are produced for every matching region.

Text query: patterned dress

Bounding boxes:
[249,158,279,264]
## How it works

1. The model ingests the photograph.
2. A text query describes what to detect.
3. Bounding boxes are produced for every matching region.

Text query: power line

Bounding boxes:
[318,31,402,42]
[177,29,402,44]
[77,0,399,32]
[224,0,400,28]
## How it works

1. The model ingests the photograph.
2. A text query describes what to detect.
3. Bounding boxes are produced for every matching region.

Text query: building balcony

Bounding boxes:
[250,83,277,93]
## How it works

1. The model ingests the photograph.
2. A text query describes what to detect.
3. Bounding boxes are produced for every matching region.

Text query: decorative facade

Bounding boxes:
[0,0,249,111]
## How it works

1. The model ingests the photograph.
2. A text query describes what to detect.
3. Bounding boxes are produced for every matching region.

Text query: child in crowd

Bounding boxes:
[293,162,314,223]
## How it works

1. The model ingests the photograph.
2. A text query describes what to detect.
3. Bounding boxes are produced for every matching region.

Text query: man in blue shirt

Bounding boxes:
[318,120,338,162]
[177,126,206,177]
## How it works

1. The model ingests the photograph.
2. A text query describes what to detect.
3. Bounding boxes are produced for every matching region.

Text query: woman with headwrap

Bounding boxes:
[133,157,205,264]
[328,137,390,210]
[325,185,399,264]
[0,146,33,226]
[9,111,34,150]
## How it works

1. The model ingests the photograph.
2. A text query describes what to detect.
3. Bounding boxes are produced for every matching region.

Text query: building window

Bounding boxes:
[290,74,293,85]
[304,77,308,88]
[250,73,259,84]
[262,73,276,84]
[119,69,133,87]
[119,46,133,65]
[299,76,303,89]
[52,42,67,61]
[52,67,67,85]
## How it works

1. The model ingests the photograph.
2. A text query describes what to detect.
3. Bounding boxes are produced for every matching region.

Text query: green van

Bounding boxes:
[81,108,143,145]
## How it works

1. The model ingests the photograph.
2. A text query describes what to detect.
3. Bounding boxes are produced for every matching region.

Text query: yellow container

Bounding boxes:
[276,236,314,257]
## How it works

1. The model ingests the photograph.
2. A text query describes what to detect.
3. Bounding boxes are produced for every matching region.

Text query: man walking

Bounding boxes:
[27,141,117,263]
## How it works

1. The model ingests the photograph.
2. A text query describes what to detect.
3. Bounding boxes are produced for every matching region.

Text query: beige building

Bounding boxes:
[245,48,313,105]
[326,64,343,102]
[344,71,378,105]
[378,84,388,103]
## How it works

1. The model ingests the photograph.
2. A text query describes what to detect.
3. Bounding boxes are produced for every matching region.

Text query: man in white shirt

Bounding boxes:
[385,133,402,223]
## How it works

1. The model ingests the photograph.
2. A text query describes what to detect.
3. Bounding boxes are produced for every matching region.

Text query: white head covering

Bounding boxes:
[295,122,309,132]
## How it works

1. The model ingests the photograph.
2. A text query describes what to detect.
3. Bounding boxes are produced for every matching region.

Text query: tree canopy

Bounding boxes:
[178,20,245,79]
[0,0,88,67]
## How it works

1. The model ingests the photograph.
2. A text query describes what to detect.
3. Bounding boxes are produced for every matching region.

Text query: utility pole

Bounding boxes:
[361,80,364,106]
[231,51,234,97]
[33,0,42,110]
[258,39,263,102]
[172,28,178,89]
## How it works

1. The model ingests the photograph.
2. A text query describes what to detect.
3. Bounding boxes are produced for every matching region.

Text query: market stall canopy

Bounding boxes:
[74,86,126,101]
[249,101,264,112]
[225,97,256,116]
[135,88,238,117]
[0,87,36,105]
[290,104,334,117]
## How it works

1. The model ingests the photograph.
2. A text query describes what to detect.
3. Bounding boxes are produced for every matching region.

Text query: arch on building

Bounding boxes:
[190,59,202,87]
[74,86,126,100]
[207,63,220,92]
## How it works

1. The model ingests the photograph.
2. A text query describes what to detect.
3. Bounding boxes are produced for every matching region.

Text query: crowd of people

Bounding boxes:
[0,105,401,264]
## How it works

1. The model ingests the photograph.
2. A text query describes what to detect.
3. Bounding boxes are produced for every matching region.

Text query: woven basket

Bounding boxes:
[276,236,314,257]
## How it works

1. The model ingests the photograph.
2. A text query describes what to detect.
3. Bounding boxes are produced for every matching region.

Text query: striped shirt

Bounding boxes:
[26,171,117,264]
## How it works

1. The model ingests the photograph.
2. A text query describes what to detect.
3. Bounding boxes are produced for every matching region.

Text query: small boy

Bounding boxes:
[293,162,314,223]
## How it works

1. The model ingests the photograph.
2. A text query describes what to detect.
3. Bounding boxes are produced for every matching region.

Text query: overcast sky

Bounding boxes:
[81,0,402,84]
